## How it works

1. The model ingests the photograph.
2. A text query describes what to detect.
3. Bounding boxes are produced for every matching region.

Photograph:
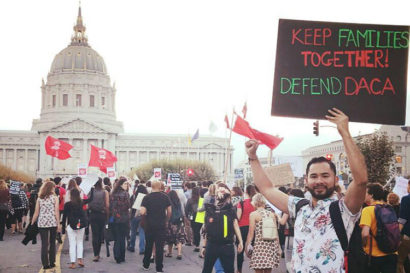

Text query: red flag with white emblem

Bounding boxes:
[88,145,117,173]
[44,136,73,160]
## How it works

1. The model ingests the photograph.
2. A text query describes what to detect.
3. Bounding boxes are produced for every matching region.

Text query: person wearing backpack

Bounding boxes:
[10,182,29,234]
[54,177,66,244]
[88,177,109,262]
[245,108,369,273]
[201,183,243,273]
[165,190,186,260]
[62,188,92,269]
[360,183,399,273]
[244,193,280,273]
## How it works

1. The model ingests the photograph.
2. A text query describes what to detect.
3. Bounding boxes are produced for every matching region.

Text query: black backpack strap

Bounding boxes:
[295,199,309,217]
[329,200,348,251]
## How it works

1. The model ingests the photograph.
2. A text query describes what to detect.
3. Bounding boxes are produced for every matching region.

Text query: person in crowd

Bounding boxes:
[186,187,202,252]
[184,181,193,200]
[360,183,398,273]
[0,179,10,241]
[199,183,217,212]
[62,188,91,269]
[236,184,256,273]
[201,183,243,273]
[140,180,171,273]
[165,190,186,260]
[245,193,280,273]
[54,177,66,244]
[183,182,194,246]
[387,192,400,217]
[146,181,152,193]
[231,186,244,207]
[245,108,368,273]
[88,177,109,262]
[109,178,130,264]
[276,186,287,256]
[128,184,148,255]
[398,180,410,273]
[65,179,79,202]
[10,182,29,234]
[75,176,90,241]
[103,177,112,192]
[22,183,31,229]
[31,180,61,270]
[28,178,42,244]
[200,181,209,198]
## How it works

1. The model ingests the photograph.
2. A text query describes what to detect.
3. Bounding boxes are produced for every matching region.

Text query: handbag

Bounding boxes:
[104,224,114,242]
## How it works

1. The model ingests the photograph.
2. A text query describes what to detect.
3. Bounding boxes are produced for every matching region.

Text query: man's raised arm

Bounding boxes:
[326,108,368,214]
[245,140,289,213]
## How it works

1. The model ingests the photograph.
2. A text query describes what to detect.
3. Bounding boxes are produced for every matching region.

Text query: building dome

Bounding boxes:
[50,45,107,74]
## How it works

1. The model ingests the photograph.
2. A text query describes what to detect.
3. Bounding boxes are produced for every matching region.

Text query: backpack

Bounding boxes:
[204,203,235,244]
[11,193,22,208]
[261,210,278,241]
[296,199,368,273]
[372,204,401,253]
[170,203,183,225]
[88,188,106,213]
[68,204,89,230]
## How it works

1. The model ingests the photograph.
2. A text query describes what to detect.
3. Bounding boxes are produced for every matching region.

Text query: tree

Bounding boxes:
[0,162,35,183]
[128,159,216,182]
[356,131,395,185]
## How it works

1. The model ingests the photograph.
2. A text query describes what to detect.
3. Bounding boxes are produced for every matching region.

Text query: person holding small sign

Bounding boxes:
[245,108,368,273]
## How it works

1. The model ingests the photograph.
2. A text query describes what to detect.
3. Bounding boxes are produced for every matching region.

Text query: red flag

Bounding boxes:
[45,136,73,160]
[224,114,230,129]
[232,115,255,139]
[88,145,117,173]
[242,102,247,119]
[251,128,283,150]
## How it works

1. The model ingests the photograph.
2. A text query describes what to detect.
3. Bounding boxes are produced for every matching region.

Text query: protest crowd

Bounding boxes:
[0,109,410,273]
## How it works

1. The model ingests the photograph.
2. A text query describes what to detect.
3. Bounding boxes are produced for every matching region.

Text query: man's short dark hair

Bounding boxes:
[367,183,385,201]
[306,157,336,175]
[75,176,82,186]
[103,177,110,186]
[54,177,62,185]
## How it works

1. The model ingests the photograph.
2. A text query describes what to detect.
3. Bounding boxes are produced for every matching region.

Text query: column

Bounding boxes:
[2,148,5,164]
[137,151,140,166]
[126,151,130,172]
[13,149,17,170]
[25,149,28,172]
[83,138,88,163]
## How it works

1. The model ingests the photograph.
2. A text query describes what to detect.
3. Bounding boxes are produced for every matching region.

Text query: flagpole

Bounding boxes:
[223,109,236,183]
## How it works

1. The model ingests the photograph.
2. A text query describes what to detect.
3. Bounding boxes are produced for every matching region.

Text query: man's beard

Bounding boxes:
[307,184,335,200]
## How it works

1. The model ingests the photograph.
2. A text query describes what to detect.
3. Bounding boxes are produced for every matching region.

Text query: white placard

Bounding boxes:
[78,163,87,177]
[132,193,146,210]
[393,176,408,200]
[79,173,99,195]
[107,167,116,179]
[154,168,161,179]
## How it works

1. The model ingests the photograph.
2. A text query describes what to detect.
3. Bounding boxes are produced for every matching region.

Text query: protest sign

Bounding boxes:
[264,163,295,186]
[154,168,161,179]
[132,193,146,210]
[167,173,183,189]
[78,163,87,177]
[107,167,116,179]
[79,173,98,195]
[272,19,409,125]
[393,176,408,200]
[9,180,21,194]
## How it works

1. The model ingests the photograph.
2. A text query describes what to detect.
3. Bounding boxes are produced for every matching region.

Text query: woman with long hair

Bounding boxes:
[62,188,90,269]
[165,190,186,259]
[231,186,244,207]
[245,193,280,273]
[185,186,202,252]
[236,184,256,273]
[109,178,130,263]
[88,177,109,262]
[0,179,9,241]
[31,180,61,270]
[128,184,148,254]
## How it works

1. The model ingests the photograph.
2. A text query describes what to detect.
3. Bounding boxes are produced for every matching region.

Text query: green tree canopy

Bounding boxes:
[356,131,395,185]
[128,159,217,182]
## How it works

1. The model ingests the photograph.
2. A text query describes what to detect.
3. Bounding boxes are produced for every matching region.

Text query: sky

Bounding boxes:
[1,0,409,166]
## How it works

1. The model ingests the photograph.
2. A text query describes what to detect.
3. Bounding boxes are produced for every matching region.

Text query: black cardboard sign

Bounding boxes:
[272,19,409,125]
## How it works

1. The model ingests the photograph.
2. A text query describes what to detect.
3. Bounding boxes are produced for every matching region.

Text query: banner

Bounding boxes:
[78,163,87,177]
[393,176,408,200]
[272,19,409,125]
[132,193,146,210]
[79,173,98,195]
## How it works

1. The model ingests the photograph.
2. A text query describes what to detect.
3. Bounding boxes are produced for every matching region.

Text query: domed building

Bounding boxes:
[0,7,232,179]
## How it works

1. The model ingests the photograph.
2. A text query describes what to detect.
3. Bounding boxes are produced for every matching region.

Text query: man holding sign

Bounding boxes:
[246,108,368,273]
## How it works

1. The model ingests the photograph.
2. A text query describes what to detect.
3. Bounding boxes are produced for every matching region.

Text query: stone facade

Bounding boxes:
[0,7,232,179]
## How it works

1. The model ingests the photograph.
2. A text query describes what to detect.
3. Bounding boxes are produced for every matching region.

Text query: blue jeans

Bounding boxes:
[129,216,145,253]
[215,258,225,273]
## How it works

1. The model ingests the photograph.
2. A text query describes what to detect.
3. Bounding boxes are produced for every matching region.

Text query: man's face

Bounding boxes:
[305,162,337,200]
[365,190,372,204]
